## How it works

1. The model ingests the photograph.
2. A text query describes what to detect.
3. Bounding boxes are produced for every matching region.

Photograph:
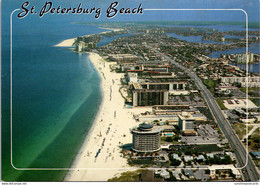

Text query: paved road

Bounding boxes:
[148,46,259,182]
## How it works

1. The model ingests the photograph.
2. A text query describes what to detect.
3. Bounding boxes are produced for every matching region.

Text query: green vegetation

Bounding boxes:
[216,99,227,110]
[240,87,254,93]
[203,79,216,88]
[240,87,260,97]
[197,107,215,122]
[248,128,260,151]
[100,30,128,37]
[128,159,154,165]
[202,79,218,94]
[165,172,177,181]
[251,98,260,107]
[161,135,181,144]
[248,126,254,133]
[205,155,232,165]
[119,86,127,102]
[171,144,222,153]
[108,170,141,182]
[168,155,182,167]
[232,123,246,140]
[180,94,185,101]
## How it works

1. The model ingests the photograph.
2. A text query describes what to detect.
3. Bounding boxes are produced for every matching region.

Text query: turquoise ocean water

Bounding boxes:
[1,1,111,181]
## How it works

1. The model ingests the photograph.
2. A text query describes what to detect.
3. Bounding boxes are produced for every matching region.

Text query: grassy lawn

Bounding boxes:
[216,99,227,110]
[197,107,215,121]
[240,87,260,97]
[161,140,181,145]
[242,125,254,138]
[239,87,257,93]
[253,159,260,170]
[161,136,181,145]
[248,126,254,133]
[191,144,222,152]
[171,144,222,153]
[108,170,142,182]
[248,127,260,152]
[232,123,246,140]
[203,79,216,92]
[251,98,260,107]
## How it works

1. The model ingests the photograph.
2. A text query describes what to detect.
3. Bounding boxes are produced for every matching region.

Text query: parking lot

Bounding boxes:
[168,95,205,107]
[197,125,219,138]
[181,125,228,144]
[181,136,227,144]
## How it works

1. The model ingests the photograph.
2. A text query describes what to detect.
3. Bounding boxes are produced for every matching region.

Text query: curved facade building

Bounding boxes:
[131,123,161,153]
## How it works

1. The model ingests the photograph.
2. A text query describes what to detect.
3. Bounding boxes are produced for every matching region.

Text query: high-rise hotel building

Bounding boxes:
[131,123,162,153]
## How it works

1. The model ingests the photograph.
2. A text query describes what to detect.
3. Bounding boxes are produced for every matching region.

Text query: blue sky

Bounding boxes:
[2,0,260,23]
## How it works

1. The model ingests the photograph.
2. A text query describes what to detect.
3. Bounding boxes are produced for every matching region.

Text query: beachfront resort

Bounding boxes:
[57,23,259,182]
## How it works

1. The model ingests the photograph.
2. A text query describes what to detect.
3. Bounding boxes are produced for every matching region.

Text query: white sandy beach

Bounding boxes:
[55,38,76,47]
[54,28,123,47]
[65,52,151,181]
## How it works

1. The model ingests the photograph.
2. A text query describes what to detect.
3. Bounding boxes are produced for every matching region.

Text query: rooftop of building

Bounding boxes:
[183,130,197,134]
[139,123,154,130]
[178,112,195,120]
[131,123,162,134]
[153,105,191,110]
[208,164,237,170]
[251,151,260,157]
[127,72,138,77]
[136,60,167,64]
[140,78,187,83]
[132,82,143,90]
[108,54,139,58]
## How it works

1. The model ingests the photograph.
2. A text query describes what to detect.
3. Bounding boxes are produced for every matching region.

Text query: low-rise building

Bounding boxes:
[221,76,260,87]
[159,169,170,179]
[250,151,260,159]
[206,153,215,158]
[108,54,140,63]
[184,169,195,178]
[208,165,241,179]
[184,155,194,162]
[127,72,138,83]
[172,153,182,161]
[172,169,181,180]
[225,152,236,161]
[137,113,206,124]
[196,155,206,162]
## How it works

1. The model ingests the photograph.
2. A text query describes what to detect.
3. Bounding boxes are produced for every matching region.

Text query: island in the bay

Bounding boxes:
[56,21,260,182]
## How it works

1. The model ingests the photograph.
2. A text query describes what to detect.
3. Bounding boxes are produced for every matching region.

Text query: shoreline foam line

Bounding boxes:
[64,52,105,171]
[65,52,139,181]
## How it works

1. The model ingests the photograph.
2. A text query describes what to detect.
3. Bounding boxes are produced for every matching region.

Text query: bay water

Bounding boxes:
[166,25,260,73]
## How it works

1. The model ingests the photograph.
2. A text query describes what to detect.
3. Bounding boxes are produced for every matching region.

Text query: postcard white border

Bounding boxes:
[10,8,250,173]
